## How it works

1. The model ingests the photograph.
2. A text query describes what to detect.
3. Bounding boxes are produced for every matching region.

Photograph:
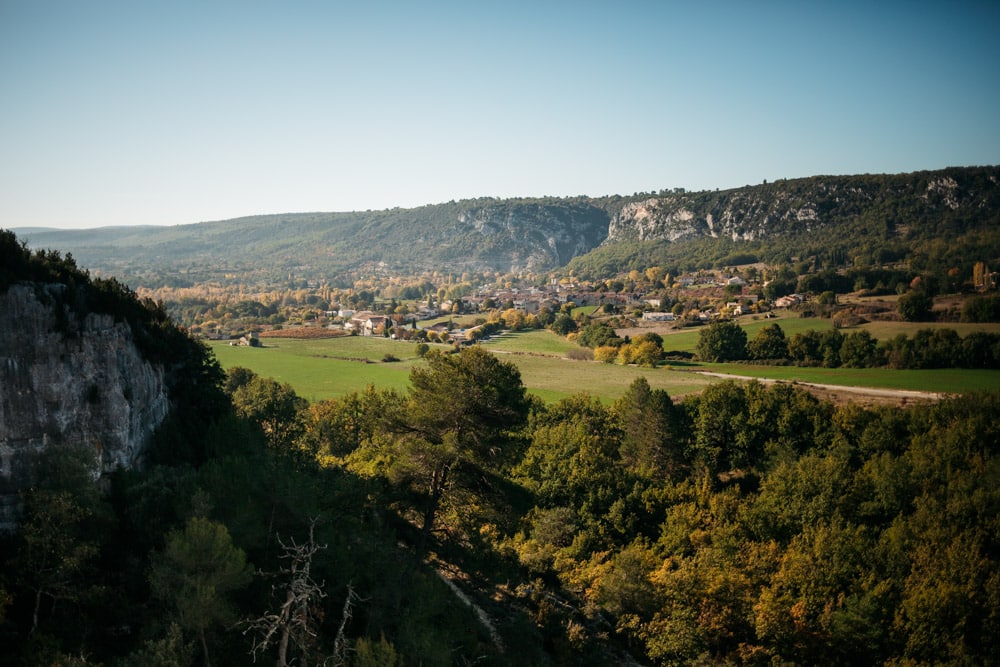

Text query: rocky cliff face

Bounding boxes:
[0,284,171,528]
[605,167,1000,245]
[14,167,1000,283]
[456,201,610,272]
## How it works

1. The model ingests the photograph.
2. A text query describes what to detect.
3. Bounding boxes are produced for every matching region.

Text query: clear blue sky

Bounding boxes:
[2,1,998,229]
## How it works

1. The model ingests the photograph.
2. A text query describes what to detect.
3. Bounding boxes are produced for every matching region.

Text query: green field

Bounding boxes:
[210,337,422,402]
[695,363,1000,394]
[655,312,1000,353]
[479,329,579,356]
[209,334,715,403]
[209,322,1000,404]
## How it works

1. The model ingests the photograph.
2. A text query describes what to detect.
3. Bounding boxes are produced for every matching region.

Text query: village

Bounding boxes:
[227,268,808,346]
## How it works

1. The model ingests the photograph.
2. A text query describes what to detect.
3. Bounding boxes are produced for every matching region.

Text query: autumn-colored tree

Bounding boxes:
[230,375,308,449]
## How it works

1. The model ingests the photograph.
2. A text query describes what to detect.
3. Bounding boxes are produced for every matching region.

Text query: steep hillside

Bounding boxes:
[14,166,1000,286]
[16,198,613,286]
[571,166,1000,277]
[606,169,1000,243]
[0,231,227,527]
[0,284,170,528]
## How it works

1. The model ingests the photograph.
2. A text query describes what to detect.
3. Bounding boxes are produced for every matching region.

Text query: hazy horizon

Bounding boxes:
[3,1,999,230]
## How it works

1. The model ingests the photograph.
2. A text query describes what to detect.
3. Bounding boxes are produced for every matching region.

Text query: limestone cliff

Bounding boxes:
[0,283,171,528]
[605,168,1000,245]
[16,166,998,284]
[455,201,610,272]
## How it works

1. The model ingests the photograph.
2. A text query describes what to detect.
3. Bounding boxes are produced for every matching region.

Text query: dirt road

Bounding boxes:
[692,371,948,406]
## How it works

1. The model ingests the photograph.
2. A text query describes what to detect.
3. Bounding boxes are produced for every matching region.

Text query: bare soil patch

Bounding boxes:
[258,327,350,339]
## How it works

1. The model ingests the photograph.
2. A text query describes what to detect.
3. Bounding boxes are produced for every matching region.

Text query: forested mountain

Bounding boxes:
[15,166,1000,288]
[15,199,613,287]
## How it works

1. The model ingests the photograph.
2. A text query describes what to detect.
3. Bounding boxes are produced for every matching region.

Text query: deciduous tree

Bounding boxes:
[696,320,748,362]
[749,323,788,360]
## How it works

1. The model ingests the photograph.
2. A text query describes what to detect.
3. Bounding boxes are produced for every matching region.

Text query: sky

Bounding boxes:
[2,1,999,230]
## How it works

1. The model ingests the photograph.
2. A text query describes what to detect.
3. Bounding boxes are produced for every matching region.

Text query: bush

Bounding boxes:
[898,290,933,322]
[961,294,1000,323]
[382,353,400,363]
[594,346,619,363]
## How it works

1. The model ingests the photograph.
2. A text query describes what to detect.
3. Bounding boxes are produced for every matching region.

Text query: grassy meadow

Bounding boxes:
[208,316,1000,404]
[695,363,1000,394]
[209,334,717,403]
[652,313,835,354]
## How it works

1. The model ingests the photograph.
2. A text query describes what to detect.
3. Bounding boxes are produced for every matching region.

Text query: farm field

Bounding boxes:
[208,325,1000,404]
[631,312,1000,354]
[210,337,420,402]
[209,335,716,403]
[631,313,835,354]
[479,329,579,356]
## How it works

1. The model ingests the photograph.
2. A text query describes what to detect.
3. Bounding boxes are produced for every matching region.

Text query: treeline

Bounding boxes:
[2,343,998,665]
[698,320,1000,369]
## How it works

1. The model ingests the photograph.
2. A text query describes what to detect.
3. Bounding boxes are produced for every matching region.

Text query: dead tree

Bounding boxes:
[245,518,327,667]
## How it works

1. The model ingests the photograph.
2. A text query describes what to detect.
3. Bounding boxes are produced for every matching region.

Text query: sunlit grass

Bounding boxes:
[694,363,1000,393]
[209,335,715,403]
[208,318,1000,404]
[479,329,578,356]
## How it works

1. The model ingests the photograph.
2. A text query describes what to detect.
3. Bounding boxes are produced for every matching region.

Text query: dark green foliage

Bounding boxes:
[748,323,788,360]
[402,347,531,554]
[961,294,1000,322]
[229,374,308,449]
[897,289,934,321]
[696,320,748,361]
[747,324,999,370]
[798,270,853,295]
[510,388,999,666]
[148,517,254,666]
[840,330,881,368]
[614,378,685,480]
[5,364,998,666]
[549,312,577,335]
[576,321,621,348]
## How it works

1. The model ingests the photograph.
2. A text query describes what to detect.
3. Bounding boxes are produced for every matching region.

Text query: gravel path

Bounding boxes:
[692,370,948,402]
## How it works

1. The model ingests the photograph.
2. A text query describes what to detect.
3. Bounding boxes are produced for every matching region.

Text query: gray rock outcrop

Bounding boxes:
[0,283,171,528]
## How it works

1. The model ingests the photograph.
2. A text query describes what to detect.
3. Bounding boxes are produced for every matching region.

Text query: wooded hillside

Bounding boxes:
[0,238,997,665]
[15,166,1000,289]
